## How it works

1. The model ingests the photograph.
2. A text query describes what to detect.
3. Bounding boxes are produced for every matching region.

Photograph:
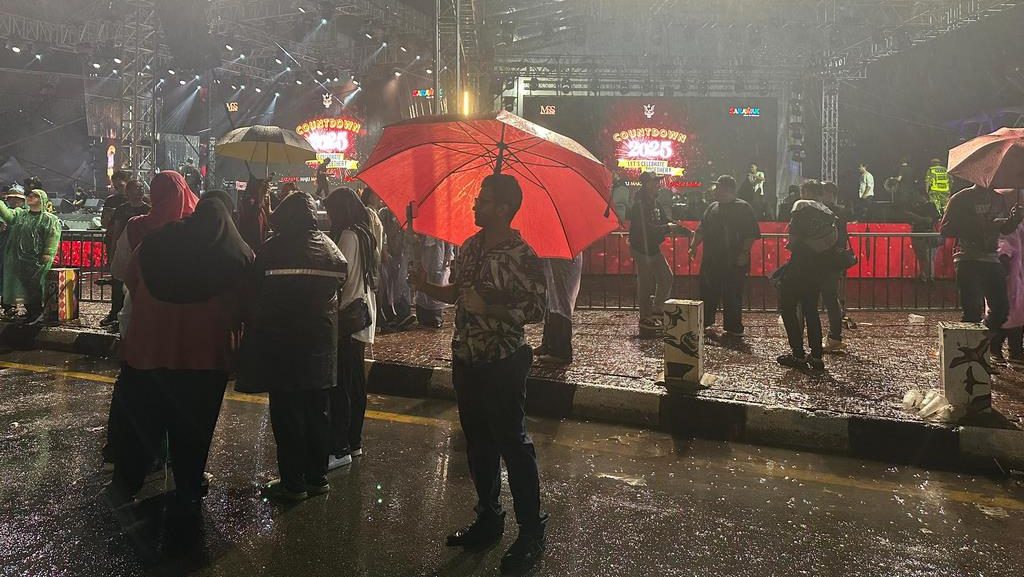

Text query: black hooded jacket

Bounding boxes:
[236,192,348,393]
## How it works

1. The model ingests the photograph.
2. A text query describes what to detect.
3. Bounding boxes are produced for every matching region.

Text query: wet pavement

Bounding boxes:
[2,349,1024,577]
[372,309,1024,428]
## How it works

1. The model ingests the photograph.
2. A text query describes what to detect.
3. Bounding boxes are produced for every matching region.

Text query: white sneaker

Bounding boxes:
[350,448,363,458]
[327,454,353,471]
[823,338,847,353]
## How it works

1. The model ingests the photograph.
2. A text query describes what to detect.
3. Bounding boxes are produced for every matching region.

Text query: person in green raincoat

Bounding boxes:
[0,188,62,322]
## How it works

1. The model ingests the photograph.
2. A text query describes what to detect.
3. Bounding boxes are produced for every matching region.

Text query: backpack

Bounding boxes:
[789,200,838,254]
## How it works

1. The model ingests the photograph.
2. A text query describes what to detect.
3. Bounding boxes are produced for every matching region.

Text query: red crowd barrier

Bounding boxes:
[583,222,955,280]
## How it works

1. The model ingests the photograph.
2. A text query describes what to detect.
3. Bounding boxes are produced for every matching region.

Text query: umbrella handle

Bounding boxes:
[494,124,507,175]
[406,201,415,232]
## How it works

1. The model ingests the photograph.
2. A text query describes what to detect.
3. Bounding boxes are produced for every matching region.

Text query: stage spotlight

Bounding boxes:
[558,78,572,94]
[144,64,151,70]
[298,6,307,13]
[112,69,119,75]
[34,53,42,60]
[316,69,324,76]
[255,87,262,93]
[92,62,102,69]
[364,32,373,40]
[231,84,237,90]
[296,79,303,85]
[381,41,388,47]
[275,57,283,65]
[194,74,200,80]
[113,56,122,64]
[275,92,280,96]
[394,71,402,77]
[528,77,539,91]
[321,18,328,24]
[168,68,176,75]
[239,54,246,60]
[10,45,21,54]
[425,68,433,75]
[179,79,187,85]
[618,79,630,95]
[225,44,233,51]
[400,45,408,53]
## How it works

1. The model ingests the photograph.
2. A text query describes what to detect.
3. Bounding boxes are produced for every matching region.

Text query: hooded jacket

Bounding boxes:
[236,192,348,393]
[0,189,61,304]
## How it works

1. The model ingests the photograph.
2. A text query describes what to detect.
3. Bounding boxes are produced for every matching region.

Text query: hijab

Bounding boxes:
[138,189,253,304]
[325,187,377,291]
[127,171,198,249]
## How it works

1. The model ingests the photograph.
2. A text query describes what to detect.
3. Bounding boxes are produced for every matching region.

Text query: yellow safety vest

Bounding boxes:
[927,165,950,193]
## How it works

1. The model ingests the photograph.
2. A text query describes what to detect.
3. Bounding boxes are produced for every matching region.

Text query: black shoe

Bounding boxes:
[395,314,416,330]
[500,516,548,576]
[807,356,825,371]
[99,315,117,327]
[776,353,808,369]
[446,512,505,550]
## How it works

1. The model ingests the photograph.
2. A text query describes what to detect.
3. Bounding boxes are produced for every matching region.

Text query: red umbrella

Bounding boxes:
[948,127,1024,189]
[357,111,617,259]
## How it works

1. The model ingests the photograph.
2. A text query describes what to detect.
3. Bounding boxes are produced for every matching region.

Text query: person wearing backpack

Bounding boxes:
[777,180,838,371]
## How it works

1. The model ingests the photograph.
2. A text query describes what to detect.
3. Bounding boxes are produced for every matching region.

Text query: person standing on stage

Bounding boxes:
[315,157,331,200]
[689,175,760,337]
[737,163,766,217]
[180,158,202,195]
[410,173,548,575]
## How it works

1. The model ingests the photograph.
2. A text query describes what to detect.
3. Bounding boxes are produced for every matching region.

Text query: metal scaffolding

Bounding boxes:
[821,75,839,184]
[117,1,158,179]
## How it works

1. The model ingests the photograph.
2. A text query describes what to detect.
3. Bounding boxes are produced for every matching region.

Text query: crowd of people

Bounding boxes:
[85,169,549,575]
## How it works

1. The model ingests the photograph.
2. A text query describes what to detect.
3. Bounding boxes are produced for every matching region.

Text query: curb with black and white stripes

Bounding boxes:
[3,321,1022,471]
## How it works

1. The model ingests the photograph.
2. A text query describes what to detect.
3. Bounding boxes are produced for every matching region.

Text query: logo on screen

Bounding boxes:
[643,104,656,119]
[323,93,333,109]
[226,101,239,112]
[539,105,557,116]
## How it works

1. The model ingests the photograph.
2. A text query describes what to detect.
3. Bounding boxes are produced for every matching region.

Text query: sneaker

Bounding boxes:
[532,345,550,357]
[776,353,808,369]
[261,479,308,502]
[823,338,847,353]
[500,516,548,575]
[327,453,353,470]
[639,318,660,331]
[446,512,505,550]
[395,314,416,330]
[536,353,572,365]
[99,315,117,327]
[990,353,1007,366]
[350,447,363,457]
[305,481,331,496]
[807,356,825,371]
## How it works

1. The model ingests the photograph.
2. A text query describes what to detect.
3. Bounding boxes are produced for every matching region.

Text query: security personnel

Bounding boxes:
[925,158,950,213]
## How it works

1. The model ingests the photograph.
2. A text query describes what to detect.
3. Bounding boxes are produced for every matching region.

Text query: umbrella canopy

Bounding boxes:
[216,125,316,165]
[948,127,1024,189]
[357,111,617,259]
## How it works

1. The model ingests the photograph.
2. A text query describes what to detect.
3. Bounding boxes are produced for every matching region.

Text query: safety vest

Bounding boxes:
[927,165,950,193]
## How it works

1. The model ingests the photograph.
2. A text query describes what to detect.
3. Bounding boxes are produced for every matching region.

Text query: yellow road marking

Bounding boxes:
[0,360,449,429]
[2,359,1023,510]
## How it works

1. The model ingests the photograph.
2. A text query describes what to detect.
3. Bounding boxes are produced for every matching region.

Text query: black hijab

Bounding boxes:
[325,187,377,291]
[139,189,254,304]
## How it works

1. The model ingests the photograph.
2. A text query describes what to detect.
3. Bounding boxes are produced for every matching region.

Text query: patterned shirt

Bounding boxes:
[452,229,547,366]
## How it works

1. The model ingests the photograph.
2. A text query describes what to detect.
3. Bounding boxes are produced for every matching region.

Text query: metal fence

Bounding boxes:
[56,230,111,303]
[579,231,959,311]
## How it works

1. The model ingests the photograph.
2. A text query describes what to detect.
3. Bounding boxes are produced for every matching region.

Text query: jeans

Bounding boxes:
[329,337,367,455]
[453,345,541,528]
[632,250,673,320]
[108,279,125,319]
[540,312,573,360]
[112,368,227,502]
[955,260,1008,330]
[780,275,824,358]
[820,270,843,341]
[269,389,330,492]
[699,263,746,333]
[990,326,1024,360]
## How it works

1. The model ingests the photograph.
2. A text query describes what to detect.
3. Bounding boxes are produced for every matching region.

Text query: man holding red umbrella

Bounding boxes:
[411,173,548,575]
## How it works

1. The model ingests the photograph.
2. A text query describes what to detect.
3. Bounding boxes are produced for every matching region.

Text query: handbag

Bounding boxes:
[338,298,371,336]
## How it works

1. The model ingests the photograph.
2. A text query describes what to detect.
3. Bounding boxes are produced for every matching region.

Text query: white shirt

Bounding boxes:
[859,171,874,198]
[338,209,384,344]
[750,171,765,195]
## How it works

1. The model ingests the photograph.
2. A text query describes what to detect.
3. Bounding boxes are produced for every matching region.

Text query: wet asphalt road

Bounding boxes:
[2,349,1024,577]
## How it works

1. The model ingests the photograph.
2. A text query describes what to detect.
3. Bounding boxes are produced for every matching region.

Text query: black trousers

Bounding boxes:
[780,276,824,358]
[990,326,1024,359]
[540,312,573,359]
[820,271,843,342]
[453,345,541,528]
[956,260,1009,331]
[108,279,125,319]
[103,363,133,462]
[328,336,367,456]
[112,368,227,502]
[700,264,746,333]
[269,389,330,492]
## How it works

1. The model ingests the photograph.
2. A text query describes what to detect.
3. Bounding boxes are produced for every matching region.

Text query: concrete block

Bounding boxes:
[939,322,992,414]
[572,383,663,427]
[663,299,703,384]
[427,367,455,400]
[959,426,1024,469]
[744,406,849,452]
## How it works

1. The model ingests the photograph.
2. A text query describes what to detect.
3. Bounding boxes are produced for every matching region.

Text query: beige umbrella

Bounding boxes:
[216,125,316,176]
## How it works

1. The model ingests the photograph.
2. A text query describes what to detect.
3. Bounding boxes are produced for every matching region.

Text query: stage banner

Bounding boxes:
[84,78,123,140]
